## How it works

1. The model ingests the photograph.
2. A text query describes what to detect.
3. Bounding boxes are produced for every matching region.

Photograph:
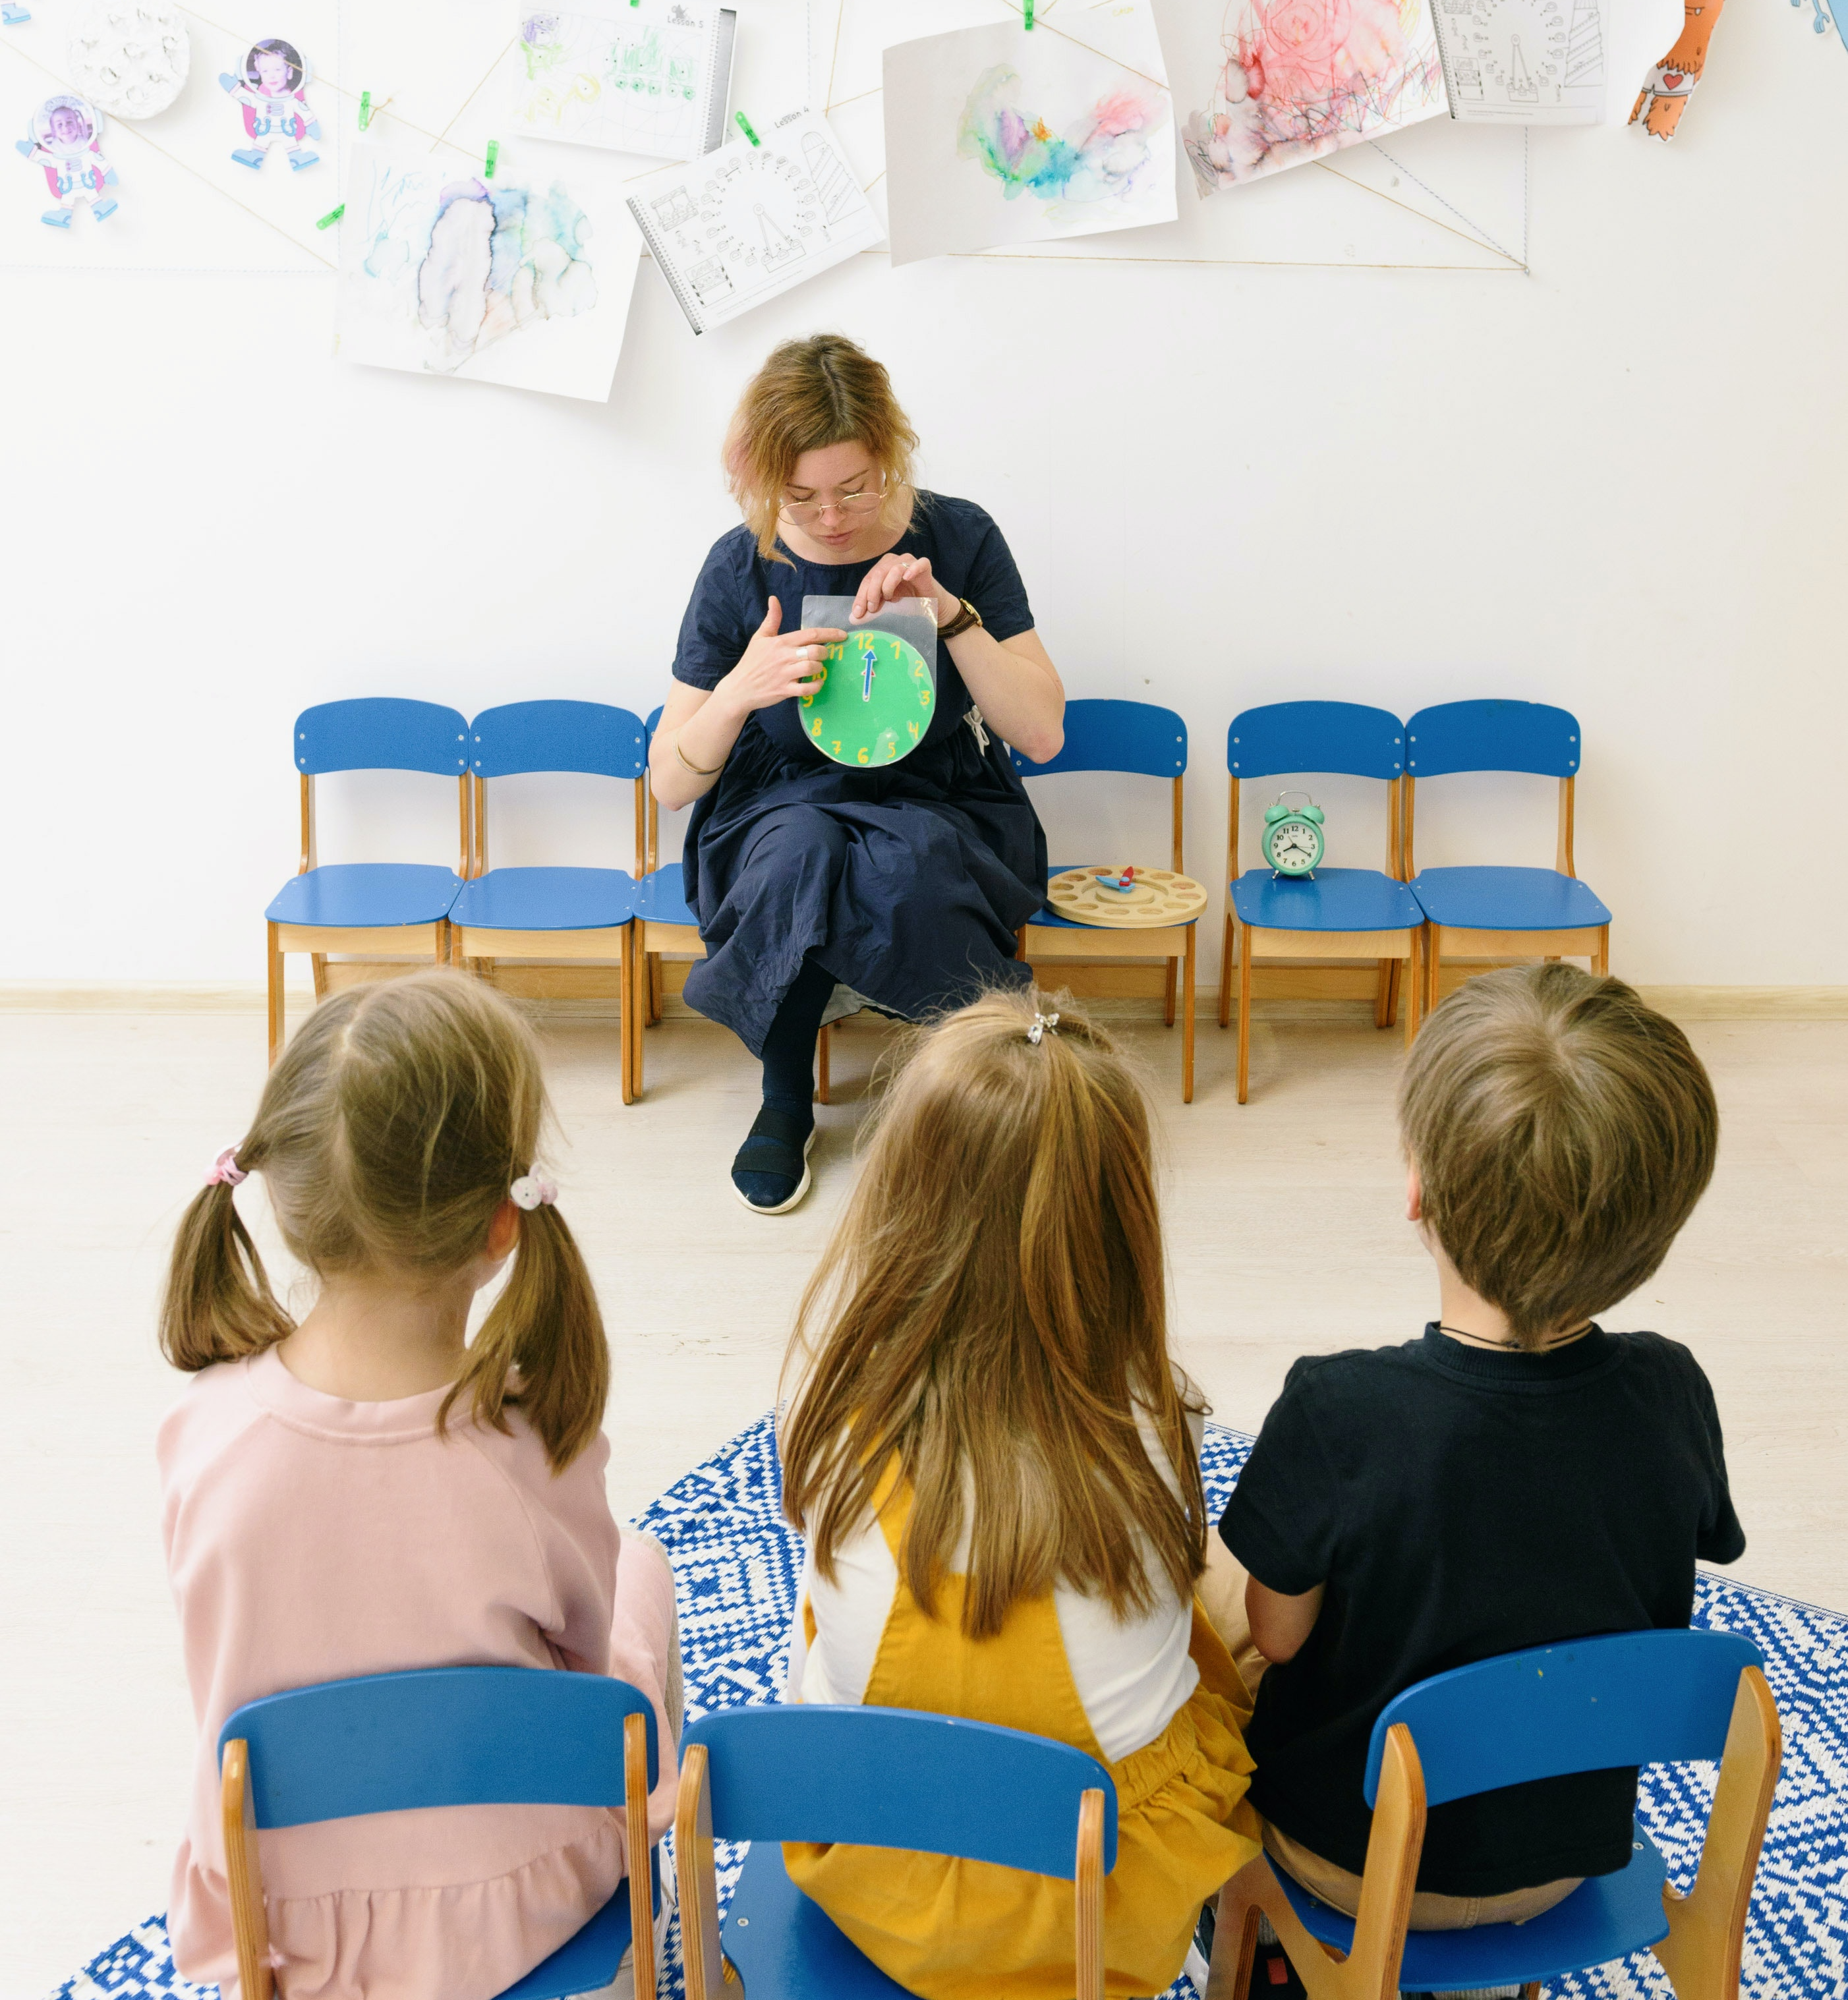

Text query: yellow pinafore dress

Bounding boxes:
[785,1465,1263,1999]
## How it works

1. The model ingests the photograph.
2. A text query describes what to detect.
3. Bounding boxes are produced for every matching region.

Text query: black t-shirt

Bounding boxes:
[1219,1325,1745,1896]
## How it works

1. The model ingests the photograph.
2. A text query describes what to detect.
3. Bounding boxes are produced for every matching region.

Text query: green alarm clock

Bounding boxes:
[1261,790,1325,878]
[799,628,937,767]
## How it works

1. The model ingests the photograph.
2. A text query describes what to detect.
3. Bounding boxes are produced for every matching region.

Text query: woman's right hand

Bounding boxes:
[718,598,844,718]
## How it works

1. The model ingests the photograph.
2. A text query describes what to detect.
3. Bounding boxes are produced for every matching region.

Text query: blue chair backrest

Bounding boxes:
[1362,1630,1762,1810]
[685,1705,1118,1879]
[471,702,647,780]
[295,699,471,777]
[1227,702,1404,782]
[1008,699,1186,778]
[218,1667,659,1829]
[1404,700,1581,780]
[645,704,664,737]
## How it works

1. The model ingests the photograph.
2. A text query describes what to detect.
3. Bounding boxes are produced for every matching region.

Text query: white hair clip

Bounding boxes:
[1025,1011,1060,1046]
[509,1174,558,1211]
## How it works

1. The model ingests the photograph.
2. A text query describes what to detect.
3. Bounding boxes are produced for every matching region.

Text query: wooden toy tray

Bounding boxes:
[1045,868,1208,929]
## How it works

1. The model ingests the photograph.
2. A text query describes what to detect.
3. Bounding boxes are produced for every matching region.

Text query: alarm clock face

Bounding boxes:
[1263,814,1323,875]
[799,629,935,767]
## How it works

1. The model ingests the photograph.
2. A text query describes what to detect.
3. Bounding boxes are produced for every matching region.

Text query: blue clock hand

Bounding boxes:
[860,645,877,701]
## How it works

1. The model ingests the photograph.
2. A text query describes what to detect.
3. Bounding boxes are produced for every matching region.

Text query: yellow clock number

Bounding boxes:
[857,745,869,764]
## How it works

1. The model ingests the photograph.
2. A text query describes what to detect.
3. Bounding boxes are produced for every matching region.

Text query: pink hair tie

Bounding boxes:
[206,1147,247,1187]
[509,1174,557,1212]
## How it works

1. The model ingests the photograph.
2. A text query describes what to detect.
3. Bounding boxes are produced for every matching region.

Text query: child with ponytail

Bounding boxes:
[776,988,1263,2000]
[158,971,679,2000]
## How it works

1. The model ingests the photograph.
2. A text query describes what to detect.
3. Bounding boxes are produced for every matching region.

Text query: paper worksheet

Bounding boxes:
[1429,0,1607,122]
[623,107,881,333]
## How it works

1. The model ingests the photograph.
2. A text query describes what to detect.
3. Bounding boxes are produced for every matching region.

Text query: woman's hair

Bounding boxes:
[778,988,1206,1641]
[159,971,608,1470]
[1400,963,1719,1348]
[723,334,920,564]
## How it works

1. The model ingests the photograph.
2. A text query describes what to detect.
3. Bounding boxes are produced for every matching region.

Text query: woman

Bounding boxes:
[651,335,1065,1214]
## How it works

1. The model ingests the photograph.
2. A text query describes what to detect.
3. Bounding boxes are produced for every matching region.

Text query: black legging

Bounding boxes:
[759,952,835,1115]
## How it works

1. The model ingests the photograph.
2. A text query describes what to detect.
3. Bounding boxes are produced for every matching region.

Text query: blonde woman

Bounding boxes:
[776,991,1262,1999]
[650,334,1065,1214]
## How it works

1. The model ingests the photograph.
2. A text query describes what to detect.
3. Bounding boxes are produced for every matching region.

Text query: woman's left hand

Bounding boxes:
[852,553,960,625]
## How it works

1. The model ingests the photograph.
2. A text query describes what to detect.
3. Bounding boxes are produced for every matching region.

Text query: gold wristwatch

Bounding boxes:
[939,597,983,641]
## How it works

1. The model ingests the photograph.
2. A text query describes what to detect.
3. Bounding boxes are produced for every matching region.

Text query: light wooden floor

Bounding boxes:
[3,1000,1843,1994]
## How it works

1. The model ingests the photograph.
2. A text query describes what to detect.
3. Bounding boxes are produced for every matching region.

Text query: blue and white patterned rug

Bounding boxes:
[53,1418,1848,2000]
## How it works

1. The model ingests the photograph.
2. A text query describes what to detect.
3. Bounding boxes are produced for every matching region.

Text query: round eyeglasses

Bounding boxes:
[777,478,903,526]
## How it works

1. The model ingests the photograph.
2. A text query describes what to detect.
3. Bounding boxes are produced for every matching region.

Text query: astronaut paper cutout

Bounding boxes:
[219,38,320,172]
[2,5,32,25]
[1630,0,1727,138]
[16,94,119,228]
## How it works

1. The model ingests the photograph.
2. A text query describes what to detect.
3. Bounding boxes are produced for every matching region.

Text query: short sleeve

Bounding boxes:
[673,532,759,691]
[1687,1357,1747,1565]
[1217,1359,1341,1596]
[961,511,1035,643]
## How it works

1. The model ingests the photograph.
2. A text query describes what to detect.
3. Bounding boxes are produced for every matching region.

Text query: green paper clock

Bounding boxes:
[1261,789,1325,877]
[799,629,936,767]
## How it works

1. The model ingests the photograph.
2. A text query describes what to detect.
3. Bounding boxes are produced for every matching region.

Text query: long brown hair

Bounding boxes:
[779,988,1207,1640]
[159,971,608,1470]
[1400,963,1719,1348]
[724,333,919,563]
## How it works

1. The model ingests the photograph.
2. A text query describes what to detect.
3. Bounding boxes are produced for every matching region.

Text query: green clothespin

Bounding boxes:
[1024,0,1034,25]
[484,138,500,179]
[359,89,372,129]
[735,109,759,146]
[316,204,345,229]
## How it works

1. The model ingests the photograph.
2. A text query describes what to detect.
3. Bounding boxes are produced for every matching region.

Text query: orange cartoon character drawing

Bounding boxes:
[1631,0,1729,141]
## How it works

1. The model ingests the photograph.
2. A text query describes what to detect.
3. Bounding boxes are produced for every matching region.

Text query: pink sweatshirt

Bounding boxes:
[158,1346,678,2000]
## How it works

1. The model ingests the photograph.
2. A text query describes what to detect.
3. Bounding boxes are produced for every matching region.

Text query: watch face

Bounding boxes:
[801,630,936,766]
[1264,816,1323,874]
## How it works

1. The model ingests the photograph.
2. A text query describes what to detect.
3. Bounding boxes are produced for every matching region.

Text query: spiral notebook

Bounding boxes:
[498,2,739,161]
[1429,0,1607,123]
[625,108,882,333]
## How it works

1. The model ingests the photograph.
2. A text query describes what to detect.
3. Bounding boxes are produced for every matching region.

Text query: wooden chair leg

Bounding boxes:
[675,1746,728,2000]
[220,1740,275,2000]
[1218,910,1234,1029]
[1205,1873,1263,2000]
[310,951,329,998]
[623,1712,656,2000]
[1426,925,1442,1017]
[1236,920,1253,1105]
[629,930,647,1100]
[1403,936,1423,1048]
[620,929,635,1107]
[1165,954,1178,1029]
[648,951,663,1024]
[1076,1790,1107,2000]
[1373,957,1392,1029]
[1182,925,1196,1104]
[434,923,450,971]
[1594,925,1609,977]
[266,923,284,1068]
[816,1022,831,1105]
[1384,957,1402,1029]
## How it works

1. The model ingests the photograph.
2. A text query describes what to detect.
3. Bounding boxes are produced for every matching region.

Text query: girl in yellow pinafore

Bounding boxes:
[777,988,1264,2000]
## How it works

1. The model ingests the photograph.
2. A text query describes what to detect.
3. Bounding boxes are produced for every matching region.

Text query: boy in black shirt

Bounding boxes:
[1215,964,1743,1940]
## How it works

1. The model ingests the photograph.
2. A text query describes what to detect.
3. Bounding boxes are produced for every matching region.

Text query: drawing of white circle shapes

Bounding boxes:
[67,0,190,119]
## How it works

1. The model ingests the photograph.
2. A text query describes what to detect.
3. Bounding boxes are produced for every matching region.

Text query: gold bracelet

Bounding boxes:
[674,737,726,778]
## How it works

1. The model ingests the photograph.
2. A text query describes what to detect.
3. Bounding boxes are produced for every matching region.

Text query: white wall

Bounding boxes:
[7,3,1845,990]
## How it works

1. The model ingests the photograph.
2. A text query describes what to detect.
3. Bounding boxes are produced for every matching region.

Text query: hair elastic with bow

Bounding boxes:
[205,1147,247,1187]
[1025,1012,1060,1046]
[509,1174,558,1211]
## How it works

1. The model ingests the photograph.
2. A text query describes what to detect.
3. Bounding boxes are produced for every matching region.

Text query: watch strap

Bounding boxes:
[939,596,983,641]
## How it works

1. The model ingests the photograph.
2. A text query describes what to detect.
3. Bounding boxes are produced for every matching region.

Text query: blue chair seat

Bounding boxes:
[1032,863,1201,932]
[723,1839,914,1999]
[1231,866,1422,934]
[1410,866,1611,932]
[451,866,634,933]
[1277,1819,1669,1991]
[265,863,462,929]
[632,863,699,929]
[499,1854,660,2000]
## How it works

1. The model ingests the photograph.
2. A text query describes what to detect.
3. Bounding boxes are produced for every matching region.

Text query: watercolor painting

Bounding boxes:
[496,1,734,161]
[884,7,1176,267]
[337,145,642,402]
[1182,0,1446,190]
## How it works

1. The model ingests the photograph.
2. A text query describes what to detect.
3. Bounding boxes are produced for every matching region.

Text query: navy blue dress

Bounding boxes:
[671,492,1049,1056]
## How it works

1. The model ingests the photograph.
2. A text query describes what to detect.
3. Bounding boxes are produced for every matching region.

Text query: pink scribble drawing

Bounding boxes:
[1184,0,1444,190]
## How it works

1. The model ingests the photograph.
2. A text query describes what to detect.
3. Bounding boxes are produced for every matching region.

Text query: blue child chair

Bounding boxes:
[1215,1629,1780,2000]
[449,702,648,1103]
[1403,700,1612,1015]
[264,699,471,1066]
[219,1667,662,2000]
[1221,702,1426,1103]
[676,1705,1117,2000]
[1011,699,1198,1100]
